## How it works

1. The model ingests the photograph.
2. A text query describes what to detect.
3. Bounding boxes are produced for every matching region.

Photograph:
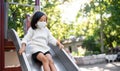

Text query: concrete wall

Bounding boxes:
[74,54,118,66]
[63,41,83,52]
[74,54,106,65]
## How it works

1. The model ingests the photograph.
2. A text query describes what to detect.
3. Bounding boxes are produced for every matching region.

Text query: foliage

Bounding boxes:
[7,0,120,54]
[7,0,74,40]
[7,0,34,37]
[42,0,65,40]
[103,0,120,48]
[40,0,84,40]
[82,36,101,52]
[81,0,120,53]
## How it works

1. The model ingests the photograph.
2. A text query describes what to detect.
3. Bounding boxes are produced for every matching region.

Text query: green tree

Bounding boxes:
[42,0,78,40]
[81,0,120,53]
[7,0,34,37]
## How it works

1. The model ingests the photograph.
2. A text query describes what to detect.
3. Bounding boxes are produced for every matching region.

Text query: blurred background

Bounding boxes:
[2,0,120,70]
[6,0,120,56]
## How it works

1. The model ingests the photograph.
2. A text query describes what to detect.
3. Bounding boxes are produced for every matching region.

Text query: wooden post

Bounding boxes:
[0,0,5,70]
[35,0,40,6]
[34,0,40,12]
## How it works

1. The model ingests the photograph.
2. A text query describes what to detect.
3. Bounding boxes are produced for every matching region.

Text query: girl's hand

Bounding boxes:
[57,40,64,49]
[19,47,25,55]
[58,43,64,49]
[19,44,26,55]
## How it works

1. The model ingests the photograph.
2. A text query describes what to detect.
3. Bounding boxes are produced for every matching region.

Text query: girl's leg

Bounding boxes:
[45,54,57,71]
[36,53,50,71]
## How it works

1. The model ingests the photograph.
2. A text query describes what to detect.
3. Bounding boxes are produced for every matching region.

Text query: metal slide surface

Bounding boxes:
[7,29,79,71]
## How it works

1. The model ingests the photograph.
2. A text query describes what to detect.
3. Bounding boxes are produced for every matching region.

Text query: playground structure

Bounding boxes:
[7,29,79,71]
[0,0,79,71]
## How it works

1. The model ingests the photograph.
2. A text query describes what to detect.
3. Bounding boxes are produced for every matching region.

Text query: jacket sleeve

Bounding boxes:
[46,27,57,46]
[21,27,33,45]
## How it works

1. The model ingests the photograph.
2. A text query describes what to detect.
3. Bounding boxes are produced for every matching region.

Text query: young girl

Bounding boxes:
[19,11,64,71]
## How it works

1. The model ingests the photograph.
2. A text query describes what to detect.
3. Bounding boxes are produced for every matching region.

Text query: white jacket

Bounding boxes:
[21,27,57,53]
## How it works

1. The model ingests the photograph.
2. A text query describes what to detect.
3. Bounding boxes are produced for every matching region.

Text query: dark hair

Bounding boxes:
[31,11,45,29]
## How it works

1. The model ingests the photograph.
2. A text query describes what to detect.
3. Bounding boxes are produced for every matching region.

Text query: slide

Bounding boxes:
[7,29,79,71]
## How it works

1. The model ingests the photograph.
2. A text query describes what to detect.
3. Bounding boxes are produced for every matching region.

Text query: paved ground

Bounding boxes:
[78,62,120,71]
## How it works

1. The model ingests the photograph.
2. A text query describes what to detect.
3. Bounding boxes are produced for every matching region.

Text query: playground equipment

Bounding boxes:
[7,29,79,71]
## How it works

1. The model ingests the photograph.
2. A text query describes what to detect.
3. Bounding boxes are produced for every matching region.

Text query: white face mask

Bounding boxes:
[37,21,47,29]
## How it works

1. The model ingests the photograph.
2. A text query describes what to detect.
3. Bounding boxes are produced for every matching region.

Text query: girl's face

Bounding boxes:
[39,15,47,22]
[36,15,47,28]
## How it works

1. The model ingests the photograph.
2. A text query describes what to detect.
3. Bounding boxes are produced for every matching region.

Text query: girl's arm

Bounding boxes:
[19,43,26,55]
[19,27,33,55]
[56,40,64,49]
[21,27,33,45]
[46,27,64,49]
